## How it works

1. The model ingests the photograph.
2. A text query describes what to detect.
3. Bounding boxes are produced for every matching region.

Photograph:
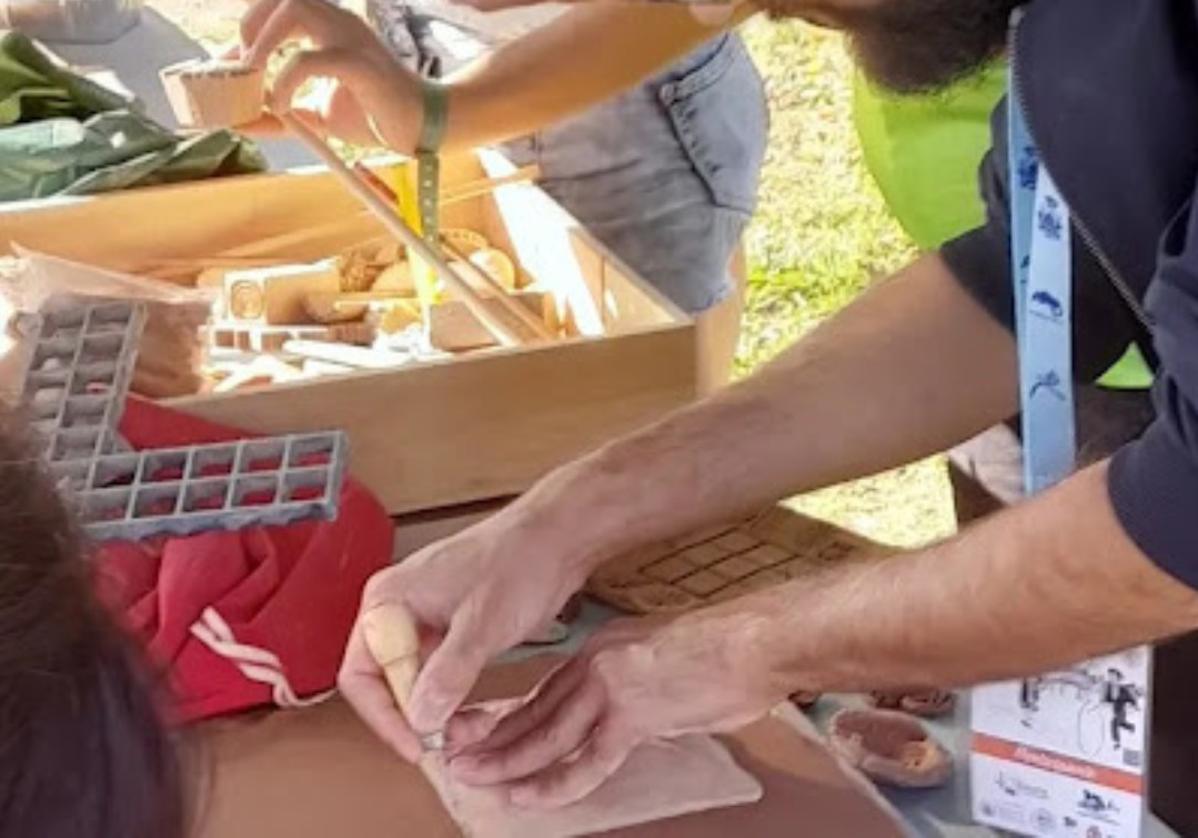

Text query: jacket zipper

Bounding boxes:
[1009,17,1155,337]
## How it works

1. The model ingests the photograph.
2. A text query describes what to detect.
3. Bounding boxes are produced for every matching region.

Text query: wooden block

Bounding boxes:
[428,300,494,352]
[209,323,331,353]
[305,291,417,326]
[304,292,369,324]
[225,263,341,326]
[161,59,265,129]
[328,322,378,346]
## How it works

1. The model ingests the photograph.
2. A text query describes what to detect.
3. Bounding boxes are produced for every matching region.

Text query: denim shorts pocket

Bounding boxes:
[660,35,768,216]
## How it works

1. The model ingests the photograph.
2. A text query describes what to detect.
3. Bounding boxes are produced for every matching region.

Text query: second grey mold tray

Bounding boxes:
[55,432,350,542]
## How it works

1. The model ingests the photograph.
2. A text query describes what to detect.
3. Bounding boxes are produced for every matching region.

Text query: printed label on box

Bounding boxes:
[971,648,1150,837]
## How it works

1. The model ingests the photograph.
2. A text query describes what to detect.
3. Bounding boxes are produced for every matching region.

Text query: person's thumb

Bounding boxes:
[407,609,492,734]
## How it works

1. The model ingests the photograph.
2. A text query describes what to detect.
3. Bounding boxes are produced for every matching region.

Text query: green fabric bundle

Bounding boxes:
[0,31,265,201]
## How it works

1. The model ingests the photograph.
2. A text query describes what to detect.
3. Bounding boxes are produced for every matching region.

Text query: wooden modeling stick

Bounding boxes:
[439,166,539,207]
[362,603,421,718]
[278,113,522,348]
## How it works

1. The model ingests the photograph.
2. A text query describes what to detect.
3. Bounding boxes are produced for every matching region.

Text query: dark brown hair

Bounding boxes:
[0,414,185,838]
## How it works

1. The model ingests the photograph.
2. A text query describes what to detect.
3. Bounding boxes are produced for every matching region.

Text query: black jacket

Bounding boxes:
[940,0,1198,588]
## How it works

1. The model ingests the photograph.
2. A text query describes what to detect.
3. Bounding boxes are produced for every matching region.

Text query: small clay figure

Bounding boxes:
[869,687,956,719]
[161,59,265,129]
[827,708,953,789]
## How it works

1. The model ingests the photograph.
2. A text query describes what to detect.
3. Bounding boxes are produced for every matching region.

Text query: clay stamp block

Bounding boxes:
[161,59,266,130]
[225,262,342,326]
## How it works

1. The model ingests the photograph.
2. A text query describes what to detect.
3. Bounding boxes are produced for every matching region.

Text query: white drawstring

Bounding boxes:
[190,607,335,710]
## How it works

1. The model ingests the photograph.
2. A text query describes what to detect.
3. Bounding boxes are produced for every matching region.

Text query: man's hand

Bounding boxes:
[338,511,592,762]
[239,0,422,150]
[442,611,782,809]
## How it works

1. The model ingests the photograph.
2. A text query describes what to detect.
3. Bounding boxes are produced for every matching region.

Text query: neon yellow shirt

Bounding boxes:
[853,64,1152,390]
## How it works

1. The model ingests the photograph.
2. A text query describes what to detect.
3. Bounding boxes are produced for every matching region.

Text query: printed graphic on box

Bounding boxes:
[971,648,1148,838]
[972,751,1143,838]
[973,649,1148,771]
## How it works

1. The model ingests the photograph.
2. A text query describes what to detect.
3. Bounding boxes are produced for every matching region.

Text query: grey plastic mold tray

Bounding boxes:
[24,298,145,461]
[21,298,349,543]
[59,433,349,542]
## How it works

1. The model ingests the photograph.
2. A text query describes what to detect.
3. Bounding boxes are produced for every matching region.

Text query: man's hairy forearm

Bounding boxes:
[442,4,753,151]
[724,462,1198,696]
[517,255,1019,571]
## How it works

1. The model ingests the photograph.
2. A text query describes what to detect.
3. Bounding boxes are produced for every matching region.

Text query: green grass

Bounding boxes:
[740,21,954,547]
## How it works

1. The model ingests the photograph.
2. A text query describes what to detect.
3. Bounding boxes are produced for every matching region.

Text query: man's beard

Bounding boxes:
[765,0,1024,93]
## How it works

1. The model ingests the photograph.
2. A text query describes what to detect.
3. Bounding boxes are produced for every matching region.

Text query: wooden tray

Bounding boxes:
[588,506,889,615]
[0,151,698,515]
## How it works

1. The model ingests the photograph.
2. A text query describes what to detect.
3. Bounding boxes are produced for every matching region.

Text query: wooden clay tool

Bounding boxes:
[361,603,444,752]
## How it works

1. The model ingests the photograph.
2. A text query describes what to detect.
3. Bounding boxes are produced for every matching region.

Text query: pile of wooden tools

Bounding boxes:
[153,63,564,394]
[193,157,561,392]
[199,214,561,393]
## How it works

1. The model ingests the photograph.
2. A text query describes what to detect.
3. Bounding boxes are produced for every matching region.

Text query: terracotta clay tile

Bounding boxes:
[778,558,826,581]
[628,583,701,613]
[741,544,792,569]
[668,522,742,551]
[710,554,765,581]
[644,555,697,584]
[682,543,732,568]
[677,570,729,597]
[591,567,647,591]
[713,531,762,553]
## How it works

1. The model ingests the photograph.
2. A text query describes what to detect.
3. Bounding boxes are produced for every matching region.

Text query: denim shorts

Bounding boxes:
[367,7,769,314]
